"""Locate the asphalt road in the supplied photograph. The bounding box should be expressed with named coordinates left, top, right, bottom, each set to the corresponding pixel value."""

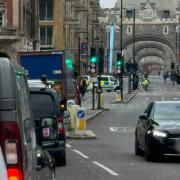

left=57, top=76, right=180, bottom=180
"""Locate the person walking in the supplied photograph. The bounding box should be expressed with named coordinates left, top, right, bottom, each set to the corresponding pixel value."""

left=79, top=77, right=88, bottom=101
left=163, top=71, right=168, bottom=84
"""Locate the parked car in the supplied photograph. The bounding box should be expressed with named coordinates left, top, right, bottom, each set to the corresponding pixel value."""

left=0, top=54, right=56, bottom=180
left=29, top=85, right=69, bottom=166
left=135, top=101, right=180, bottom=161
left=97, top=75, right=119, bottom=92
left=0, top=146, right=8, bottom=180
left=82, top=75, right=119, bottom=92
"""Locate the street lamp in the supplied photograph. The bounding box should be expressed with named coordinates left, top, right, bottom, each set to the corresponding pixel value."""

left=176, top=25, right=180, bottom=72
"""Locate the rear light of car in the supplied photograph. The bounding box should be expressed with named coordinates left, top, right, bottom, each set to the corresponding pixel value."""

left=0, top=122, right=23, bottom=180
left=57, top=117, right=65, bottom=136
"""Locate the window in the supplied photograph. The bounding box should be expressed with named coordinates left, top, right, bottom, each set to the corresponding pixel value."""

left=0, top=12, right=4, bottom=26
left=163, top=10, right=170, bottom=18
left=163, top=26, right=168, bottom=34
left=126, top=10, right=133, bottom=18
left=30, top=93, right=55, bottom=119
left=39, top=0, right=53, bottom=20
left=127, top=26, right=132, bottom=34
left=40, top=26, right=53, bottom=45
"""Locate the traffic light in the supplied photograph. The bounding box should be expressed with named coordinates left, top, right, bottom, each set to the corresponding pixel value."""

left=65, top=57, right=73, bottom=70
left=98, top=47, right=104, bottom=74
left=90, top=47, right=97, bottom=74
left=117, top=53, right=124, bottom=74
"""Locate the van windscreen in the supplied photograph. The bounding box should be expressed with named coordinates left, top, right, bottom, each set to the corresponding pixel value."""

left=30, top=93, right=55, bottom=119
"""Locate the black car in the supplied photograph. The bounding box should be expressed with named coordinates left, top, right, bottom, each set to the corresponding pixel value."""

left=135, top=101, right=180, bottom=161
left=29, top=86, right=67, bottom=166
left=0, top=54, right=56, bottom=180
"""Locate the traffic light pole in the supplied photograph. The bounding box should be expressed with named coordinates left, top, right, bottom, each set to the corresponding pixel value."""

left=120, top=0, right=123, bottom=100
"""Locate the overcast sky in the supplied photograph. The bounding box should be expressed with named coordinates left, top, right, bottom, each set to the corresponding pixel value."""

left=100, top=0, right=116, bottom=8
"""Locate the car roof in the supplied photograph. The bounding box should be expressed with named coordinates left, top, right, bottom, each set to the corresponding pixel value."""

left=155, top=101, right=180, bottom=104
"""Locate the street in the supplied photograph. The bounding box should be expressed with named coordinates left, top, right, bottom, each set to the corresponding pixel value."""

left=57, top=76, right=180, bottom=180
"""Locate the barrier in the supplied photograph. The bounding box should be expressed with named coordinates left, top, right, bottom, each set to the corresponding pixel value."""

left=76, top=107, right=86, bottom=130
left=115, top=90, right=121, bottom=102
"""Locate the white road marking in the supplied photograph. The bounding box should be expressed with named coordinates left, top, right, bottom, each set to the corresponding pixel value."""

left=66, top=143, right=72, bottom=148
left=109, top=127, right=135, bottom=133
left=173, top=97, right=180, bottom=100
left=73, top=149, right=89, bottom=159
left=92, top=161, right=119, bottom=176
left=162, top=96, right=164, bottom=101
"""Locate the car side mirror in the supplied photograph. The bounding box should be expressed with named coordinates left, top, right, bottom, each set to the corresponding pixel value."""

left=139, top=114, right=148, bottom=120
left=62, top=110, right=70, bottom=119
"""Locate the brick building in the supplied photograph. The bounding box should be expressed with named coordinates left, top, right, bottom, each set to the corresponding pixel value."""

left=0, top=0, right=38, bottom=60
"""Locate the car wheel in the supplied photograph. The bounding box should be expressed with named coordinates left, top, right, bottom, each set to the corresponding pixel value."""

left=145, top=141, right=154, bottom=162
left=135, top=136, right=142, bottom=156
left=56, top=152, right=66, bottom=166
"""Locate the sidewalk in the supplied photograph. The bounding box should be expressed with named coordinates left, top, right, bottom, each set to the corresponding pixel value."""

left=66, top=91, right=138, bottom=139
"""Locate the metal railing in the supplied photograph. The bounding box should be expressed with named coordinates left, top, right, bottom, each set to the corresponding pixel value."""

left=0, top=27, right=19, bottom=39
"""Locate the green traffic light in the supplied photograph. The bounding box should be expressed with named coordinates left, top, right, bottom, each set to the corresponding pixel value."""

left=90, top=56, right=97, bottom=63
left=117, top=61, right=122, bottom=65
left=65, top=58, right=73, bottom=69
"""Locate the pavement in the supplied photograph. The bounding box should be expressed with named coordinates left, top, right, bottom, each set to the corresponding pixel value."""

left=66, top=90, right=137, bottom=139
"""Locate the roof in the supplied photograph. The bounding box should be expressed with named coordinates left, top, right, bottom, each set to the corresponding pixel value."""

left=155, top=101, right=180, bottom=104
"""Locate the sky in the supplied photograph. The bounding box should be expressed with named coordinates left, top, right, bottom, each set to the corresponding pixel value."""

left=100, top=0, right=117, bottom=8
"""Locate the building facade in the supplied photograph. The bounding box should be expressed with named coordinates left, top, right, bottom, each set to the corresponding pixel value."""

left=39, top=0, right=65, bottom=50
left=100, top=0, right=180, bottom=73
left=64, top=0, right=103, bottom=75
left=0, top=0, right=38, bottom=60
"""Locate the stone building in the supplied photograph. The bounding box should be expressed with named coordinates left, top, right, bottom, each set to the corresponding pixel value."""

left=0, top=0, right=38, bottom=60
left=39, top=0, right=65, bottom=50
left=100, top=0, right=180, bottom=73
left=64, top=0, right=103, bottom=75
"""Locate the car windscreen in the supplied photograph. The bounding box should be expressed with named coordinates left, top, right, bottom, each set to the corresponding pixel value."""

left=99, top=77, right=108, bottom=81
left=30, top=93, right=55, bottom=119
left=154, top=103, right=180, bottom=120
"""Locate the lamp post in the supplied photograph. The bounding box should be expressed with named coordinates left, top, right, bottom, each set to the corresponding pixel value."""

left=132, top=8, right=138, bottom=90
left=119, top=0, right=123, bottom=100
left=176, top=25, right=180, bottom=72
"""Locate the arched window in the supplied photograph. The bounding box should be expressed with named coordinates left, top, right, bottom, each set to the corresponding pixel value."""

left=127, top=26, right=132, bottom=34
left=163, top=26, right=168, bottom=34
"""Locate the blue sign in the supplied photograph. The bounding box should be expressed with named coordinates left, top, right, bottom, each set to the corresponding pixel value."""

left=81, top=43, right=88, bottom=51
left=77, top=110, right=85, bottom=119
left=104, top=81, right=109, bottom=86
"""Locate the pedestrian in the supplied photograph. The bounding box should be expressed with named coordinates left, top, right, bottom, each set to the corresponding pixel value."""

left=163, top=71, right=168, bottom=84
left=79, top=77, right=88, bottom=101
left=171, top=71, right=176, bottom=87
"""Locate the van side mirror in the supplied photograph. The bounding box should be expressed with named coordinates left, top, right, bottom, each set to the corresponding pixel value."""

left=36, top=149, right=45, bottom=171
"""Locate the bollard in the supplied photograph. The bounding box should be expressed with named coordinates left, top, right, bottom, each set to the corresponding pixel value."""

left=69, top=105, right=80, bottom=131
left=76, top=107, right=86, bottom=131
left=100, top=94, right=104, bottom=108
left=115, top=90, right=121, bottom=102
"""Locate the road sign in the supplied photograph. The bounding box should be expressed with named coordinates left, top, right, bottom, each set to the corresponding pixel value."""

left=90, top=77, right=97, bottom=83
left=67, top=100, right=75, bottom=109
left=81, top=43, right=88, bottom=51
left=77, top=110, right=85, bottom=119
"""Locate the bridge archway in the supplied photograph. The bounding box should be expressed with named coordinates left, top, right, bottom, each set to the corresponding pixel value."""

left=123, top=34, right=176, bottom=66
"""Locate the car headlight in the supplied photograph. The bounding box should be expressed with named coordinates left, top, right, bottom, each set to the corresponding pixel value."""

left=153, top=130, right=167, bottom=138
